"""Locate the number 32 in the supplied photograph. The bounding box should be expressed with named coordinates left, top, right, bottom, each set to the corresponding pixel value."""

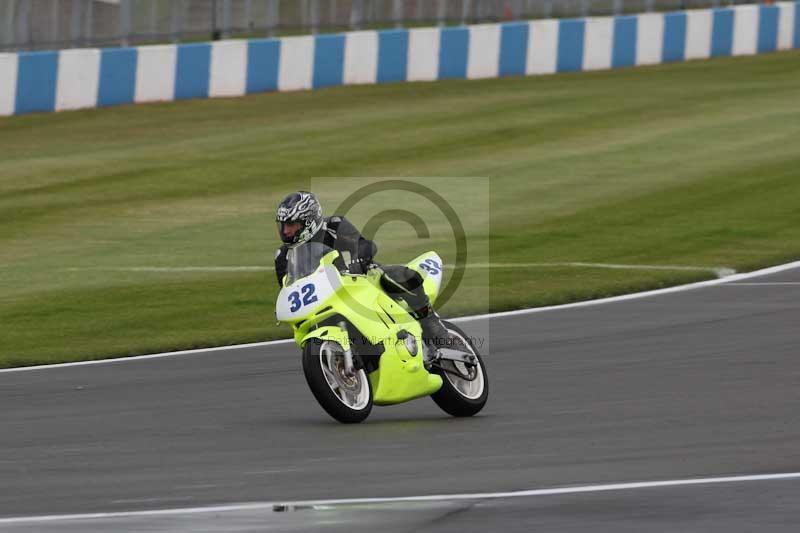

left=288, top=284, right=318, bottom=312
left=419, top=258, right=441, bottom=276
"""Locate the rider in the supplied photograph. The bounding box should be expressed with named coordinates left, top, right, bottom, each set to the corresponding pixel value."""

left=274, top=191, right=450, bottom=349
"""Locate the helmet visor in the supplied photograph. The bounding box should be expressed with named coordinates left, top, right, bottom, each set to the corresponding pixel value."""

left=278, top=220, right=304, bottom=244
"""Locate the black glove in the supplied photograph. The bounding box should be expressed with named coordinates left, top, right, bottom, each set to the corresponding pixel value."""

left=348, top=258, right=375, bottom=274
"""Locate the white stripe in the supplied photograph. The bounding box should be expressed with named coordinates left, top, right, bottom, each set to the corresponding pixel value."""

left=0, top=339, right=292, bottom=374
left=526, top=19, right=559, bottom=75
left=2, top=472, right=800, bottom=524
left=777, top=1, right=796, bottom=50
left=407, top=27, right=441, bottom=82
left=732, top=4, right=759, bottom=56
left=277, top=36, right=314, bottom=92
left=63, top=263, right=734, bottom=276
left=685, top=9, right=713, bottom=60
left=456, top=259, right=800, bottom=322
left=344, top=31, right=378, bottom=85
left=582, top=17, right=614, bottom=71
left=209, top=40, right=247, bottom=98
left=284, top=472, right=800, bottom=508
left=725, top=282, right=800, bottom=286
left=636, top=13, right=664, bottom=66
left=65, top=266, right=275, bottom=272
left=134, top=45, right=177, bottom=103
left=0, top=53, right=18, bottom=116
left=55, top=48, right=101, bottom=111
left=454, top=262, right=735, bottom=278
left=4, top=259, right=798, bottom=374
left=467, top=24, right=501, bottom=80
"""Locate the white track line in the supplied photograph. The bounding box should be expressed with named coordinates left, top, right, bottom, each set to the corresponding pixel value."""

left=0, top=339, right=293, bottom=374
left=65, top=262, right=735, bottom=277
left=290, top=471, right=800, bottom=508
left=456, top=259, right=800, bottom=322
left=2, top=472, right=799, bottom=524
left=725, top=282, right=800, bottom=286
left=457, top=262, right=735, bottom=278
left=65, top=266, right=275, bottom=272
left=3, top=259, right=799, bottom=374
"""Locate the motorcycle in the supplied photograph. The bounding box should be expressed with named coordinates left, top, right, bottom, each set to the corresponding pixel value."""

left=276, top=241, right=488, bottom=423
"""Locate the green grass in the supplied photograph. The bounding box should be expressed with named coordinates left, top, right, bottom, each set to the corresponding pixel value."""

left=2, top=51, right=800, bottom=368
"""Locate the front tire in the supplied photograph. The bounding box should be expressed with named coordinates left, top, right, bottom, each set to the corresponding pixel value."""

left=302, top=340, right=373, bottom=423
left=430, top=321, right=489, bottom=417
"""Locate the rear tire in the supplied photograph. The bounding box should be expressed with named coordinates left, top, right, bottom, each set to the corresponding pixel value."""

left=302, top=339, right=373, bottom=424
left=430, top=321, right=489, bottom=417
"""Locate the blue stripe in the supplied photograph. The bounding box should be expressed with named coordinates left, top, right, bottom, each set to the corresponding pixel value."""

left=795, top=1, right=800, bottom=49
left=499, top=22, right=529, bottom=76
left=438, top=27, right=469, bottom=80
left=377, top=29, right=408, bottom=83
left=313, top=34, right=345, bottom=89
left=174, top=43, right=210, bottom=100
left=557, top=19, right=585, bottom=72
left=612, top=16, right=637, bottom=68
left=662, top=12, right=687, bottom=62
left=711, top=8, right=734, bottom=57
left=757, top=6, right=779, bottom=53
left=97, top=48, right=137, bottom=107
left=15, top=51, right=58, bottom=114
left=246, top=38, right=280, bottom=93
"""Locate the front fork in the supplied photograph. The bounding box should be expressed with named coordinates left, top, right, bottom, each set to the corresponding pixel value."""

left=339, top=321, right=356, bottom=376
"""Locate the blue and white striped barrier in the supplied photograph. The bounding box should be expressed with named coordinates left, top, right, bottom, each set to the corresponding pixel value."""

left=1, top=3, right=797, bottom=117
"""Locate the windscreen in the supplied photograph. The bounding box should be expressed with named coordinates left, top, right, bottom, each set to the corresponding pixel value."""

left=285, top=242, right=336, bottom=285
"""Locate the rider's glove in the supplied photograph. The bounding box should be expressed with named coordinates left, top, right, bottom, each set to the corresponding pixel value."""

left=348, top=258, right=374, bottom=274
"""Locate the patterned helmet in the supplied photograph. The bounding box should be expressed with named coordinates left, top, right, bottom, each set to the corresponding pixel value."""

left=275, top=191, right=323, bottom=245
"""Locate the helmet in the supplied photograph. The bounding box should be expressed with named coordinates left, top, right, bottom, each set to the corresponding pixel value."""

left=276, top=191, right=323, bottom=245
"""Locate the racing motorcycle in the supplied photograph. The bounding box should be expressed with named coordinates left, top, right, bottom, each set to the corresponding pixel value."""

left=276, top=241, right=488, bottom=423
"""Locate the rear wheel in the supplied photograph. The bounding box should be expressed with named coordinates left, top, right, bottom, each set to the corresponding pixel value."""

left=430, top=321, right=489, bottom=417
left=302, top=340, right=373, bottom=423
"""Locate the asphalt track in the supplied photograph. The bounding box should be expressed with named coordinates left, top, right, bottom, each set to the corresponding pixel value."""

left=2, top=264, right=800, bottom=531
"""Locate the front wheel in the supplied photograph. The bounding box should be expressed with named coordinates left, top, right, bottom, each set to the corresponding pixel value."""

left=430, top=321, right=489, bottom=417
left=302, top=339, right=373, bottom=423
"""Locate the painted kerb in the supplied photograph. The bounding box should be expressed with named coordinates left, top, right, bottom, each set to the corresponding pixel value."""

left=0, top=3, right=797, bottom=117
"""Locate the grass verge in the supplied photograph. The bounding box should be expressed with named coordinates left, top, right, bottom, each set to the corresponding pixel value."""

left=2, top=51, right=800, bottom=367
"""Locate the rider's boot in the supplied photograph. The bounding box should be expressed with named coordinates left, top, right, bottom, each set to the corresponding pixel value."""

left=414, top=305, right=450, bottom=355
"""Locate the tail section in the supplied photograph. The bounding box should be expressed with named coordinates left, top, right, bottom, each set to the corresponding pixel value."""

left=406, top=252, right=444, bottom=306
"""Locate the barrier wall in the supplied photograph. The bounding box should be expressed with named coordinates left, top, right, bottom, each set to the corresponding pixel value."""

left=1, top=3, right=798, bottom=117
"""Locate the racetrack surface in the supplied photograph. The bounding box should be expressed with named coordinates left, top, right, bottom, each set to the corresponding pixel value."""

left=2, top=265, right=800, bottom=530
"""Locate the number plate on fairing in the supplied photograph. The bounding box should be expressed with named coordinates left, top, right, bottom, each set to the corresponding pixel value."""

left=276, top=265, right=341, bottom=321
left=407, top=252, right=444, bottom=304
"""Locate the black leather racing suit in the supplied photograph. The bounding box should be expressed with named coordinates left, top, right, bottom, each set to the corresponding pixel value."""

left=274, top=216, right=431, bottom=314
